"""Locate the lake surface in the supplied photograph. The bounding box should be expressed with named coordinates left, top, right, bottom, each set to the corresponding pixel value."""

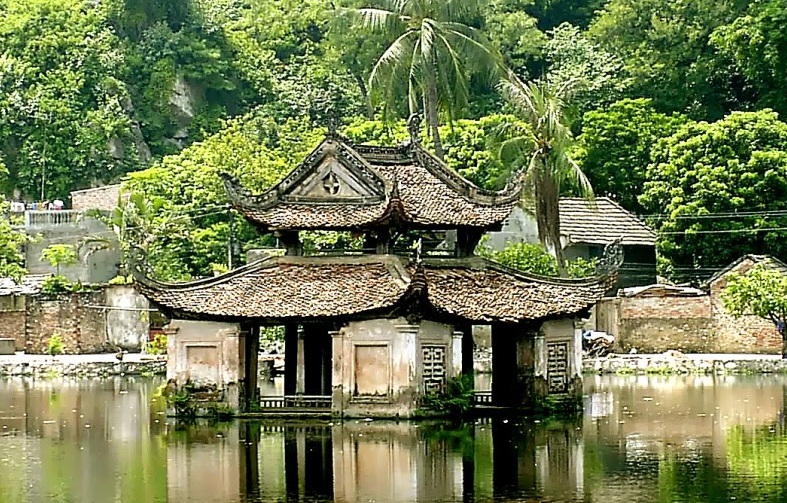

left=1, top=374, right=787, bottom=503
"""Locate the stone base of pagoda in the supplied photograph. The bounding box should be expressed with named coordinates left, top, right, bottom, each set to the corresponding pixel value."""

left=331, top=318, right=463, bottom=418
left=164, top=319, right=257, bottom=417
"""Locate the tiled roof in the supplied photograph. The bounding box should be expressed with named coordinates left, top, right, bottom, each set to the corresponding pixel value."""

left=133, top=255, right=612, bottom=323
left=134, top=255, right=411, bottom=320
left=223, top=137, right=518, bottom=231
left=559, top=197, right=656, bottom=246
left=424, top=259, right=612, bottom=323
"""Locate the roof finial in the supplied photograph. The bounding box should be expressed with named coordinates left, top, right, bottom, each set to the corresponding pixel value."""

left=407, top=113, right=422, bottom=144
left=326, top=109, right=339, bottom=137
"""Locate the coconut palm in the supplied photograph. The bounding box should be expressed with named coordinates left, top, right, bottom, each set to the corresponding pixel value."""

left=355, top=0, right=502, bottom=159
left=498, top=72, right=594, bottom=275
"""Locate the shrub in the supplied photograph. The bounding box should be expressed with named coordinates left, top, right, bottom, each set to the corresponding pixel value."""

left=47, top=334, right=64, bottom=357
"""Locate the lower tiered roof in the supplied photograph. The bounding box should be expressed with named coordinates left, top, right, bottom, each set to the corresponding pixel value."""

left=133, top=254, right=614, bottom=324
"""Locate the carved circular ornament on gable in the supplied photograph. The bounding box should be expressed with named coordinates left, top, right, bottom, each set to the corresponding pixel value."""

left=322, top=172, right=341, bottom=195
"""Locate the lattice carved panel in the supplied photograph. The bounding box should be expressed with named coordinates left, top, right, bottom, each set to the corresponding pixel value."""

left=547, top=342, right=569, bottom=394
left=422, top=345, right=447, bottom=393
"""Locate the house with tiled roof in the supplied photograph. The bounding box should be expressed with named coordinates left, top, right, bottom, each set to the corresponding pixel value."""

left=133, top=120, right=621, bottom=417
left=486, top=197, right=657, bottom=290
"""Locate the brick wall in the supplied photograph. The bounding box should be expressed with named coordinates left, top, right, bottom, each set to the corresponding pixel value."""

left=617, top=318, right=714, bottom=353
left=25, top=291, right=108, bottom=354
left=607, top=289, right=782, bottom=354
left=620, top=295, right=711, bottom=319
left=70, top=184, right=121, bottom=211
left=0, top=295, right=27, bottom=350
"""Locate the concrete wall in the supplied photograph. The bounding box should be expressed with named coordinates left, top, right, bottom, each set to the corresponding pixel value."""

left=25, top=213, right=121, bottom=284
left=25, top=291, right=108, bottom=354
left=332, top=317, right=458, bottom=418
left=484, top=206, right=540, bottom=251
left=105, top=285, right=150, bottom=350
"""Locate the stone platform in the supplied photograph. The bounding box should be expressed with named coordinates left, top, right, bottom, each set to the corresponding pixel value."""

left=584, top=352, right=787, bottom=375
left=0, top=353, right=167, bottom=378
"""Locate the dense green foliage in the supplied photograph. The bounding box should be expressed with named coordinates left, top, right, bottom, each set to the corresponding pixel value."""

left=0, top=197, right=27, bottom=281
left=575, top=98, right=687, bottom=213
left=478, top=242, right=596, bottom=278
left=640, top=110, right=787, bottom=278
left=2, top=0, right=787, bottom=283
left=722, top=263, right=787, bottom=356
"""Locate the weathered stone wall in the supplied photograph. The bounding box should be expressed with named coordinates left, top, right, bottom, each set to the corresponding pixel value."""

left=599, top=291, right=782, bottom=354
left=619, top=295, right=711, bottom=319
left=0, top=295, right=27, bottom=350
left=25, top=291, right=109, bottom=354
left=584, top=353, right=787, bottom=374
left=105, top=285, right=150, bottom=350
left=617, top=318, right=714, bottom=353
left=0, top=359, right=165, bottom=377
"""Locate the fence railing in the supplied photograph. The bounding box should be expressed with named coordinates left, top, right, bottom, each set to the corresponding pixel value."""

left=258, top=395, right=332, bottom=409
left=25, top=210, right=81, bottom=228
left=472, top=391, right=493, bottom=405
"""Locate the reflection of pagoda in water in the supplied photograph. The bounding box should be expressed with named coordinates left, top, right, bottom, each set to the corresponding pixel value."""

left=165, top=420, right=585, bottom=503
left=134, top=117, right=619, bottom=416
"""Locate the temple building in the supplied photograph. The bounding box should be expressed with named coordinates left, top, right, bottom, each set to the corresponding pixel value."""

left=133, top=119, right=619, bottom=417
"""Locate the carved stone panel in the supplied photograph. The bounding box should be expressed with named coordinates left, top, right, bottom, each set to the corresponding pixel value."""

left=547, top=342, right=569, bottom=394
left=354, top=344, right=390, bottom=397
left=422, top=345, right=446, bottom=393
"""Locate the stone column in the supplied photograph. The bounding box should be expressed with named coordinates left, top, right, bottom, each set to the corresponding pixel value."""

left=451, top=331, right=463, bottom=379
left=296, top=325, right=306, bottom=395
left=284, top=323, right=298, bottom=396
left=241, top=323, right=260, bottom=411
left=330, top=330, right=343, bottom=416
left=396, top=324, right=420, bottom=414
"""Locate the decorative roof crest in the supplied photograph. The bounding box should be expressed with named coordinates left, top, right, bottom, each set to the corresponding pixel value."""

left=407, top=113, right=422, bottom=144
left=596, top=237, right=624, bottom=275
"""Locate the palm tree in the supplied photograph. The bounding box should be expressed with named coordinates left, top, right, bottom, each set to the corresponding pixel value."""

left=354, top=0, right=502, bottom=159
left=498, top=72, right=594, bottom=275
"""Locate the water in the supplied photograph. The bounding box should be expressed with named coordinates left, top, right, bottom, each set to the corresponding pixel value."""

left=2, top=374, right=787, bottom=503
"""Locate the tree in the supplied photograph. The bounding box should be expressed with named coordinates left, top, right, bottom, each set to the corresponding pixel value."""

left=588, top=0, right=750, bottom=119
left=0, top=197, right=27, bottom=282
left=639, top=110, right=787, bottom=280
left=354, top=0, right=503, bottom=159
left=575, top=98, right=687, bottom=213
left=711, top=0, right=787, bottom=118
left=722, top=263, right=787, bottom=358
left=40, top=244, right=78, bottom=276
left=498, top=74, right=594, bottom=275
left=477, top=241, right=596, bottom=277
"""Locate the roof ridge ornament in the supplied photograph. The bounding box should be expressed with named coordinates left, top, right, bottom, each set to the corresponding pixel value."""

left=326, top=110, right=340, bottom=138
left=407, top=113, right=422, bottom=144
left=596, top=237, right=624, bottom=275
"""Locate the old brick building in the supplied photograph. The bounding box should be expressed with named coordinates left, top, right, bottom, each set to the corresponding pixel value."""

left=134, top=122, right=620, bottom=416
left=596, top=255, right=783, bottom=354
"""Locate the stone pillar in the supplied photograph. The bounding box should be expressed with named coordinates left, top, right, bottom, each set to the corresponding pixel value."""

left=330, top=330, right=343, bottom=416
left=284, top=324, right=298, bottom=396
left=277, top=230, right=301, bottom=256
left=242, top=324, right=260, bottom=411
left=451, top=331, right=463, bottom=379
left=457, top=322, right=474, bottom=378
left=296, top=325, right=306, bottom=394
left=539, top=319, right=582, bottom=403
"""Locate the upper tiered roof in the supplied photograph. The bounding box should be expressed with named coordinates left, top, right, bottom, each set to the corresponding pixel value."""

left=222, top=133, right=519, bottom=232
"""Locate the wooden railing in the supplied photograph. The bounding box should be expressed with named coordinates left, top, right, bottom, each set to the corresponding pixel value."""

left=258, top=395, right=332, bottom=409
left=472, top=391, right=493, bottom=405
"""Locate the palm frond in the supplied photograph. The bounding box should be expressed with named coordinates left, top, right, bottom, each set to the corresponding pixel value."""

left=356, top=8, right=407, bottom=32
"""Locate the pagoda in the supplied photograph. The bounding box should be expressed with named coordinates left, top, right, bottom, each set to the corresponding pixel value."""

left=133, top=116, right=619, bottom=417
